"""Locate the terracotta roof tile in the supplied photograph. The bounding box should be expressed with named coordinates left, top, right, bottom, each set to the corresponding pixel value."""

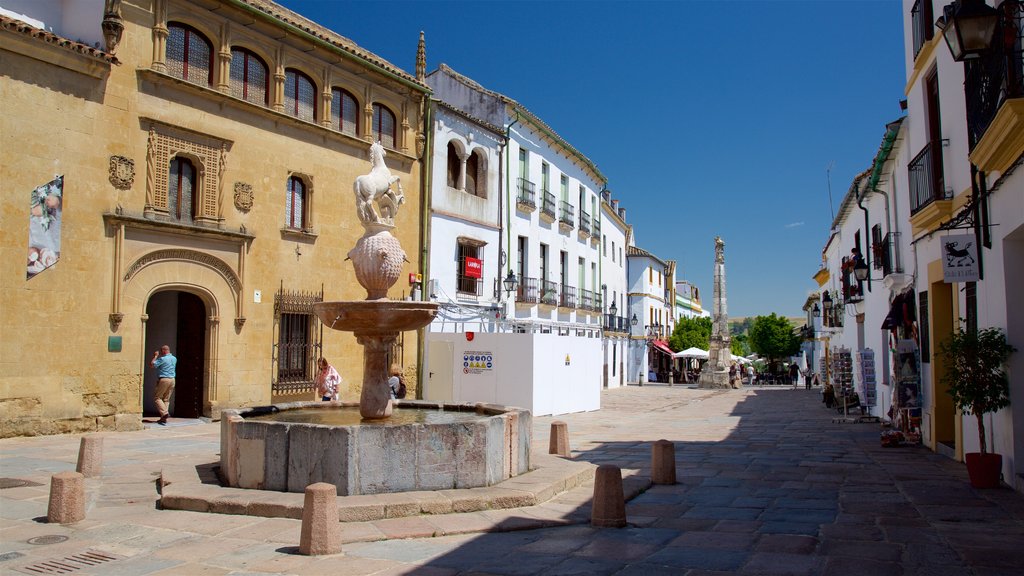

left=0, top=14, right=119, bottom=65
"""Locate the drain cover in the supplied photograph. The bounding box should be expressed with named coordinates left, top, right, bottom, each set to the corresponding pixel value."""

left=13, top=550, right=120, bottom=574
left=0, top=551, right=24, bottom=562
left=0, top=478, right=43, bottom=489
left=27, top=535, right=69, bottom=546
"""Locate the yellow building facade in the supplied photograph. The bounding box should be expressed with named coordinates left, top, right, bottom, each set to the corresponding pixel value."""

left=0, top=0, right=429, bottom=437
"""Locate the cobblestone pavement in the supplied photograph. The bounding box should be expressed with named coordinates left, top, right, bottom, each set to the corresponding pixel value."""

left=2, top=386, right=1024, bottom=575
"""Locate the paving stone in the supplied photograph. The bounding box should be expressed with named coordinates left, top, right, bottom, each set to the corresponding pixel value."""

left=642, top=546, right=748, bottom=571
left=740, top=551, right=825, bottom=575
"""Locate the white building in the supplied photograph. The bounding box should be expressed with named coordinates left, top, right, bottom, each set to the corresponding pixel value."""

left=599, top=190, right=631, bottom=388
left=675, top=280, right=709, bottom=320
left=626, top=245, right=676, bottom=384
left=422, top=64, right=609, bottom=416
left=899, top=0, right=1023, bottom=488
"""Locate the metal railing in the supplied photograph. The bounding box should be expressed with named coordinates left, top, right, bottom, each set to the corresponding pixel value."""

left=541, top=191, right=556, bottom=220
left=965, top=1, right=1023, bottom=150
left=592, top=217, right=601, bottom=237
left=579, top=210, right=591, bottom=235
left=541, top=279, right=559, bottom=306
left=579, top=288, right=595, bottom=311
left=516, top=178, right=536, bottom=208
left=872, top=231, right=902, bottom=277
left=456, top=276, right=483, bottom=296
left=911, top=0, right=933, bottom=58
left=908, top=141, right=946, bottom=214
left=559, top=285, right=577, bottom=308
left=603, top=314, right=629, bottom=332
left=516, top=276, right=539, bottom=303
left=559, top=201, right=575, bottom=228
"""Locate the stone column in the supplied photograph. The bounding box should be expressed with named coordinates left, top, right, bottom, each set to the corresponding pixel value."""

left=355, top=333, right=396, bottom=419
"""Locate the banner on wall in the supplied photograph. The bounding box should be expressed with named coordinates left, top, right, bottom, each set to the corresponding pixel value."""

left=941, top=234, right=979, bottom=283
left=27, top=175, right=64, bottom=279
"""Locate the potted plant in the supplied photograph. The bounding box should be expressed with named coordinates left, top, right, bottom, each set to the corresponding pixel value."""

left=939, top=325, right=1016, bottom=488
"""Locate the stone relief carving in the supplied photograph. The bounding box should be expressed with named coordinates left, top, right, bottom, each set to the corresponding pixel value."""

left=123, top=248, right=241, bottom=291
left=108, top=155, right=135, bottom=190
left=233, top=182, right=253, bottom=211
left=101, top=0, right=124, bottom=56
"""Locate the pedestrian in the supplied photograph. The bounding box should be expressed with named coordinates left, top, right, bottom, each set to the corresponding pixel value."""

left=149, top=344, right=176, bottom=425
left=746, top=364, right=755, bottom=385
left=805, top=369, right=813, bottom=390
left=387, top=364, right=407, bottom=399
left=315, top=357, right=341, bottom=401
left=823, top=382, right=835, bottom=408
left=789, top=362, right=799, bottom=388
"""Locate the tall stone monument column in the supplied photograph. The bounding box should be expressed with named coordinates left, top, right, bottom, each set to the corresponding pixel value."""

left=699, top=237, right=733, bottom=389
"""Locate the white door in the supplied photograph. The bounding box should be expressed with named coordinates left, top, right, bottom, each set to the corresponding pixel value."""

left=426, top=341, right=454, bottom=403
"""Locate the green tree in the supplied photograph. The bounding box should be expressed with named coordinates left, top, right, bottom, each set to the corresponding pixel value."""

left=669, top=316, right=712, bottom=352
left=748, top=313, right=801, bottom=368
left=731, top=334, right=750, bottom=357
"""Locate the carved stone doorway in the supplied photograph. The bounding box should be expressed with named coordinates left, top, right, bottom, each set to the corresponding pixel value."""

left=144, top=291, right=207, bottom=418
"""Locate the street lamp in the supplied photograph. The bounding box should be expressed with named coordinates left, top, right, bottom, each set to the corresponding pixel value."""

left=812, top=303, right=821, bottom=317
left=609, top=301, right=618, bottom=317
left=939, top=0, right=1001, bottom=61
left=502, top=269, right=518, bottom=297
left=631, top=313, right=638, bottom=327
left=822, top=291, right=833, bottom=311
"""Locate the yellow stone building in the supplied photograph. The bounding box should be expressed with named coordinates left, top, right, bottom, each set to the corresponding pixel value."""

left=0, top=0, right=429, bottom=437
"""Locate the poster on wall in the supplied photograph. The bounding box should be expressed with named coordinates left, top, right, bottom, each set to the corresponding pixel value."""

left=27, top=175, right=64, bottom=279
left=941, top=234, right=979, bottom=283
left=463, top=351, right=493, bottom=375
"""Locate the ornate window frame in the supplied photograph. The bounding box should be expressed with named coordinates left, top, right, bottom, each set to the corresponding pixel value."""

left=144, top=120, right=230, bottom=228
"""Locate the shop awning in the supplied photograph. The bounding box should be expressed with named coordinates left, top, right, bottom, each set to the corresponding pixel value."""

left=651, top=339, right=674, bottom=356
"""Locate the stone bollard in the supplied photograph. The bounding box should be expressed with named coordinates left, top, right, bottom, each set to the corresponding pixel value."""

left=47, top=471, right=85, bottom=524
left=549, top=421, right=570, bottom=457
left=299, top=483, right=342, bottom=556
left=76, top=435, right=104, bottom=478
left=591, top=464, right=626, bottom=528
left=651, top=439, right=677, bottom=485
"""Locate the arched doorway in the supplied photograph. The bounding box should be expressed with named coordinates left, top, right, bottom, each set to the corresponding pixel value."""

left=144, top=291, right=206, bottom=419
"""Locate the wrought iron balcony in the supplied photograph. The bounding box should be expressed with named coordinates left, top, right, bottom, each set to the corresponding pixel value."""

left=559, top=201, right=575, bottom=229
left=516, top=178, right=536, bottom=210
left=540, top=191, right=556, bottom=221
left=871, top=231, right=903, bottom=277
left=540, top=279, right=559, bottom=306
left=579, top=288, right=595, bottom=311
left=908, top=141, right=948, bottom=214
left=592, top=217, right=601, bottom=238
left=560, top=285, right=577, bottom=309
left=911, top=0, right=934, bottom=59
left=516, top=276, right=539, bottom=304
left=579, top=210, right=591, bottom=236
left=964, top=1, right=1023, bottom=150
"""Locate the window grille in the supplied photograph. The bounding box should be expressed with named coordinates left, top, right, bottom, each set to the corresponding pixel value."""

left=285, top=69, right=316, bottom=122
left=373, top=103, right=396, bottom=148
left=331, top=88, right=358, bottom=136
left=272, top=285, right=323, bottom=395
left=286, top=176, right=305, bottom=229
left=167, top=24, right=212, bottom=86
left=230, top=48, right=268, bottom=105
left=456, top=241, right=483, bottom=295
left=168, top=157, right=195, bottom=222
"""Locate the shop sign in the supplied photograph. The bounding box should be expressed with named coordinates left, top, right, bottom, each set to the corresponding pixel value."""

left=463, top=351, right=493, bottom=375
left=941, top=234, right=979, bottom=283
left=464, top=257, right=482, bottom=279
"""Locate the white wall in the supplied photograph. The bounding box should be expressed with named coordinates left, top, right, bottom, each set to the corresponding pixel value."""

left=425, top=331, right=601, bottom=416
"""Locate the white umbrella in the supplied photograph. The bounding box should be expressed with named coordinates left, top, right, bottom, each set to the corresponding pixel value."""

left=673, top=347, right=709, bottom=359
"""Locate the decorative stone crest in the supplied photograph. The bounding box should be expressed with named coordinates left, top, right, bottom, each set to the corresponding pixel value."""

left=108, top=312, right=124, bottom=331
left=233, top=182, right=253, bottom=211
left=108, top=155, right=135, bottom=190
left=101, top=0, right=124, bottom=56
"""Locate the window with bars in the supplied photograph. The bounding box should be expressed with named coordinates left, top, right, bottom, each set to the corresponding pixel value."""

left=229, top=48, right=268, bottom=106
left=273, top=286, right=323, bottom=394
left=284, top=69, right=317, bottom=122
left=456, top=240, right=483, bottom=295
left=331, top=88, right=358, bottom=136
left=167, top=23, right=212, bottom=86
left=285, top=175, right=307, bottom=230
left=168, top=157, right=196, bottom=222
left=372, top=103, right=396, bottom=148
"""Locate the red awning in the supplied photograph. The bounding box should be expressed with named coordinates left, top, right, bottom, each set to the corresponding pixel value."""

left=651, top=339, right=673, bottom=356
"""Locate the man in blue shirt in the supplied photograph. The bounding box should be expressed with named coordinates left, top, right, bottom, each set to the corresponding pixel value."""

left=150, top=345, right=177, bottom=425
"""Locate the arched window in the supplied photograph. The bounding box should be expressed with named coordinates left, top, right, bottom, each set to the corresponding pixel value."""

left=285, top=176, right=306, bottom=229
left=166, top=23, right=212, bottom=86
left=330, top=88, right=359, bottom=136
left=446, top=141, right=461, bottom=189
left=168, top=157, right=196, bottom=222
left=229, top=48, right=268, bottom=106
left=466, top=149, right=485, bottom=198
left=284, top=69, right=317, bottom=122
left=372, top=103, right=396, bottom=149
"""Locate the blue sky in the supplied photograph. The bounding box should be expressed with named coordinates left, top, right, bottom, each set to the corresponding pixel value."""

left=280, top=0, right=907, bottom=318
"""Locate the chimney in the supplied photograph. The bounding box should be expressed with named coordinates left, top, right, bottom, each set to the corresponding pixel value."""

left=618, top=207, right=626, bottom=220
left=611, top=199, right=619, bottom=211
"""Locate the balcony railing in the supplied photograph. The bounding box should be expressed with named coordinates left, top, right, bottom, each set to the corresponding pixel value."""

left=872, top=231, right=903, bottom=277
left=603, top=314, right=629, bottom=332
left=559, top=201, right=575, bottom=229
left=579, top=288, right=595, bottom=311
left=559, top=285, right=577, bottom=308
left=908, top=141, right=947, bottom=214
left=592, top=217, right=601, bottom=238
left=516, top=178, right=536, bottom=209
left=910, top=0, right=934, bottom=58
left=516, top=276, right=539, bottom=304
left=579, top=210, right=591, bottom=235
left=540, top=191, right=556, bottom=221
left=965, top=1, right=1023, bottom=150
left=540, top=279, right=559, bottom=306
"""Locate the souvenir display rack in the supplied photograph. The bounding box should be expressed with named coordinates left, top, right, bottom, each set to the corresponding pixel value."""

left=858, top=348, right=876, bottom=407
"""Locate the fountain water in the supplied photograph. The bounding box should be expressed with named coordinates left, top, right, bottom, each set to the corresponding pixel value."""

left=220, top=142, right=531, bottom=495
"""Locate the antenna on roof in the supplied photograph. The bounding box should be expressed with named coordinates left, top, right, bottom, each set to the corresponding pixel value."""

left=825, top=160, right=835, bottom=221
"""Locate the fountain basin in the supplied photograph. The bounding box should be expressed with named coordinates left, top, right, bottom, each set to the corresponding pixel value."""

left=312, top=301, right=439, bottom=334
left=220, top=401, right=531, bottom=495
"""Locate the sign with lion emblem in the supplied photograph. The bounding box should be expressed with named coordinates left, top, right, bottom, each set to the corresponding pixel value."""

left=941, top=234, right=979, bottom=283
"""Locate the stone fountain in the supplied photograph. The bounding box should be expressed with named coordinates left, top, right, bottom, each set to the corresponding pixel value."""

left=219, top=142, right=531, bottom=495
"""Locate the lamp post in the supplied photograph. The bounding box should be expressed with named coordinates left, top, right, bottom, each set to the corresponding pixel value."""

left=939, top=0, right=1001, bottom=61
left=503, top=269, right=518, bottom=298
left=609, top=301, right=617, bottom=331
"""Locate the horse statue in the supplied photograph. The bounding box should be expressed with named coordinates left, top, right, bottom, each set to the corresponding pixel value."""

left=354, top=141, right=402, bottom=226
